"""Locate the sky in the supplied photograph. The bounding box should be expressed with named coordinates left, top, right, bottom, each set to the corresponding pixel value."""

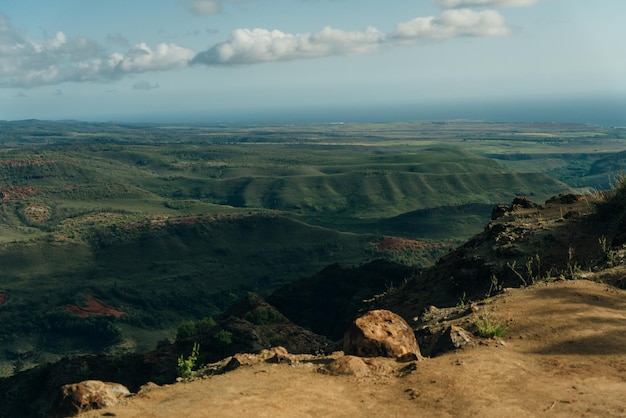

left=1, top=0, right=625, bottom=123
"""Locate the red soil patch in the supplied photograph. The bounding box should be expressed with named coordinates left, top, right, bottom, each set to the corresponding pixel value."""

left=65, top=294, right=125, bottom=318
left=0, top=186, right=38, bottom=202
left=0, top=292, right=7, bottom=308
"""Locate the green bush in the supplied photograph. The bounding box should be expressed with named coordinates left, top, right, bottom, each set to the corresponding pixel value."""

left=213, top=330, right=233, bottom=347
left=244, top=307, right=282, bottom=325
left=267, top=330, right=285, bottom=347
left=177, top=342, right=200, bottom=378
left=176, top=317, right=216, bottom=341
left=45, top=311, right=122, bottom=346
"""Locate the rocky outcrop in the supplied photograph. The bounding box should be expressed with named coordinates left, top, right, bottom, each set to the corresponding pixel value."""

left=49, top=380, right=131, bottom=417
left=491, top=196, right=537, bottom=220
left=428, top=325, right=474, bottom=357
left=343, top=310, right=420, bottom=361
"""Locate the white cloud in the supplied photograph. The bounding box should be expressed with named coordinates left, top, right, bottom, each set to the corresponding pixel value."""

left=109, top=42, right=195, bottom=74
left=0, top=14, right=194, bottom=88
left=180, top=0, right=221, bottom=15
left=435, top=0, right=538, bottom=8
left=0, top=1, right=529, bottom=88
left=394, top=9, right=510, bottom=40
left=191, top=26, right=385, bottom=65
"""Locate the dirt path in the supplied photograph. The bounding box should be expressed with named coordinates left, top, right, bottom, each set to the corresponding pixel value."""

left=80, top=280, right=626, bottom=418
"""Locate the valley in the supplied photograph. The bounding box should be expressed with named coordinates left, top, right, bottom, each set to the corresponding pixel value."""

left=0, top=119, right=624, bottom=382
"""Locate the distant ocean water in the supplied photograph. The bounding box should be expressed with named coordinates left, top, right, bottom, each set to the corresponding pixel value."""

left=125, top=95, right=626, bottom=127
left=252, top=96, right=626, bottom=127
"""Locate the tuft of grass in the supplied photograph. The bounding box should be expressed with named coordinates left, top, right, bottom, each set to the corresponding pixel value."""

left=596, top=172, right=626, bottom=214
left=476, top=317, right=507, bottom=338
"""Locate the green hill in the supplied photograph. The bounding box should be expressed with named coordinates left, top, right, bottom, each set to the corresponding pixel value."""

left=3, top=119, right=611, bottom=376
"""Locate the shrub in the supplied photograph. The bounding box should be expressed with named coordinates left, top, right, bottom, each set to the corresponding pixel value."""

left=476, top=318, right=507, bottom=338
left=176, top=321, right=197, bottom=341
left=176, top=317, right=216, bottom=341
left=596, top=172, right=626, bottom=215
left=213, top=329, right=233, bottom=346
left=45, top=311, right=122, bottom=346
left=244, top=306, right=283, bottom=325
left=177, top=342, right=200, bottom=378
left=267, top=330, right=285, bottom=347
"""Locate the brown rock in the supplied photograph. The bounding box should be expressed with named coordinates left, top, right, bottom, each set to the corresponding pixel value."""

left=137, top=382, right=160, bottom=398
left=264, top=346, right=294, bottom=364
left=343, top=309, right=421, bottom=360
left=50, top=380, right=131, bottom=417
left=511, top=196, right=537, bottom=210
left=321, top=355, right=370, bottom=377
left=429, top=325, right=473, bottom=357
left=491, top=204, right=509, bottom=220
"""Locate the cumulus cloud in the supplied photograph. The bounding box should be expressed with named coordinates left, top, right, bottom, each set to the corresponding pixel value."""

left=191, top=26, right=385, bottom=65
left=394, top=9, right=510, bottom=40
left=0, top=14, right=194, bottom=88
left=435, top=0, right=538, bottom=8
left=180, top=0, right=221, bottom=15
left=107, top=42, right=195, bottom=74
left=1, top=0, right=532, bottom=88
left=132, top=80, right=160, bottom=90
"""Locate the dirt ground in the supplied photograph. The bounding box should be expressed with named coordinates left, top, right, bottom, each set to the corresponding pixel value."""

left=65, top=294, right=126, bottom=318
left=79, top=279, right=626, bottom=418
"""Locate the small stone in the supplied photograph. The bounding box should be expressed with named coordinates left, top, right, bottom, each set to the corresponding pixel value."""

left=322, top=356, right=370, bottom=377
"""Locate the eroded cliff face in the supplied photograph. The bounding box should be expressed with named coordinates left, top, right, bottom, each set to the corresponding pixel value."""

left=373, top=194, right=624, bottom=321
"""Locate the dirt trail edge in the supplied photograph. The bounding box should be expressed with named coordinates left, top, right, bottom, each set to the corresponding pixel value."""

left=80, top=280, right=626, bottom=418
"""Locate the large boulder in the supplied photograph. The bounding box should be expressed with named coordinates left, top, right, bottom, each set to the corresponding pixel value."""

left=49, top=380, right=131, bottom=417
left=343, top=309, right=420, bottom=361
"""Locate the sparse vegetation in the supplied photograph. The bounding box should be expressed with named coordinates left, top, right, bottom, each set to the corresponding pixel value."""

left=599, top=235, right=619, bottom=267
left=596, top=172, right=626, bottom=214
left=177, top=342, right=200, bottom=379
left=486, top=274, right=502, bottom=298
left=475, top=317, right=507, bottom=338
left=176, top=317, right=217, bottom=341
left=213, top=330, right=233, bottom=347
left=566, top=245, right=581, bottom=278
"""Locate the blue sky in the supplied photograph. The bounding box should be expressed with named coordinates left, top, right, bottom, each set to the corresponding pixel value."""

left=1, top=0, right=625, bottom=122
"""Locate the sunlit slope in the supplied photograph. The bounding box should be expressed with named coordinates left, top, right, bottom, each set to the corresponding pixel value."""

left=198, top=170, right=567, bottom=217
left=0, top=143, right=572, bottom=242
left=97, top=144, right=570, bottom=218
